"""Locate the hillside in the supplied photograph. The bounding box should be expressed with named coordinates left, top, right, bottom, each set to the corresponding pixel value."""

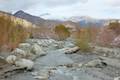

left=14, top=10, right=45, bottom=27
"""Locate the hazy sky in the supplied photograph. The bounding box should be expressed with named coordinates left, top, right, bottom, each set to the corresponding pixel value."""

left=0, top=0, right=120, bottom=19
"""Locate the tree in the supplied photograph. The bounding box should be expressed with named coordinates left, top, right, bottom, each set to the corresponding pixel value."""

left=54, top=24, right=70, bottom=40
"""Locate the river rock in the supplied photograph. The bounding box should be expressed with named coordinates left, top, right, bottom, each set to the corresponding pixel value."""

left=15, top=59, right=34, bottom=70
left=12, top=48, right=27, bottom=57
left=84, top=59, right=107, bottom=68
left=31, top=44, right=46, bottom=56
left=18, top=43, right=31, bottom=49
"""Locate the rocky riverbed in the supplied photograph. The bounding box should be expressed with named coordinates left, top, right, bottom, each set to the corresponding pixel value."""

left=0, top=38, right=120, bottom=80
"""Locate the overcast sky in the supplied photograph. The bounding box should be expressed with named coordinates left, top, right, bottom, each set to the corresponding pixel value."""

left=0, top=0, right=120, bottom=19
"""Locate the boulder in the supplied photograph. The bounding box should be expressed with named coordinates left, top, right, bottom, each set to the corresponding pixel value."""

left=65, top=47, right=79, bottom=54
left=18, top=43, right=31, bottom=50
left=31, top=44, right=46, bottom=56
left=114, top=76, right=120, bottom=80
left=6, top=55, right=17, bottom=64
left=12, top=48, right=27, bottom=57
left=15, top=59, right=34, bottom=70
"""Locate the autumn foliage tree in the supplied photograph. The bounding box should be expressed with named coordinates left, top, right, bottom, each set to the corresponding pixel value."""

left=54, top=24, right=70, bottom=41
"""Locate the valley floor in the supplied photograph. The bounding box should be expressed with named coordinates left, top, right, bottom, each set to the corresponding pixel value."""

left=0, top=38, right=120, bottom=80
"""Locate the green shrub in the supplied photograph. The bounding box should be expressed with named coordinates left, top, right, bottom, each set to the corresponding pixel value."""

left=74, top=28, right=91, bottom=52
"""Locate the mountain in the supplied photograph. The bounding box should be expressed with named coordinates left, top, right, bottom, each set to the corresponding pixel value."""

left=67, top=16, right=106, bottom=27
left=0, top=11, right=34, bottom=29
left=14, top=10, right=64, bottom=28
left=14, top=11, right=108, bottom=28
left=14, top=10, right=45, bottom=26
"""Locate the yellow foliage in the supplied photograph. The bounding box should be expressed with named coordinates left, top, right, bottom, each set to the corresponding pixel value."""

left=54, top=24, right=70, bottom=41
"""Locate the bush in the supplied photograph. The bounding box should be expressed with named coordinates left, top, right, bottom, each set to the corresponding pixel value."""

left=0, top=15, right=29, bottom=51
left=109, top=20, right=120, bottom=35
left=74, top=28, right=91, bottom=52
left=54, top=24, right=70, bottom=41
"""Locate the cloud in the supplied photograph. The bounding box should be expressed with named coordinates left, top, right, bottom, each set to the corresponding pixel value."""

left=40, top=13, right=51, bottom=17
left=0, top=0, right=88, bottom=12
left=0, top=0, right=120, bottom=19
left=105, top=0, right=120, bottom=7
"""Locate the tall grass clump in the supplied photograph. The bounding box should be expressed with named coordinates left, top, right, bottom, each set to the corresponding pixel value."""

left=74, top=28, right=91, bottom=52
left=0, top=15, right=29, bottom=51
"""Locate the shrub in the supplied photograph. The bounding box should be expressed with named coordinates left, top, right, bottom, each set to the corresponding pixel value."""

left=54, top=24, right=70, bottom=41
left=74, top=28, right=91, bottom=52
left=0, top=15, right=29, bottom=51
left=109, top=20, right=120, bottom=35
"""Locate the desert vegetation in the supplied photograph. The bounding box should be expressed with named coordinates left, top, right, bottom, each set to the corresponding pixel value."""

left=96, top=20, right=120, bottom=47
left=74, top=27, right=91, bottom=52
left=0, top=15, right=30, bottom=51
left=54, top=24, right=70, bottom=41
left=72, top=25, right=100, bottom=52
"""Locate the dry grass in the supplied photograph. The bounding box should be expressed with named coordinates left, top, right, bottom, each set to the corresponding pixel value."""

left=74, top=27, right=92, bottom=52
left=0, top=15, right=30, bottom=51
